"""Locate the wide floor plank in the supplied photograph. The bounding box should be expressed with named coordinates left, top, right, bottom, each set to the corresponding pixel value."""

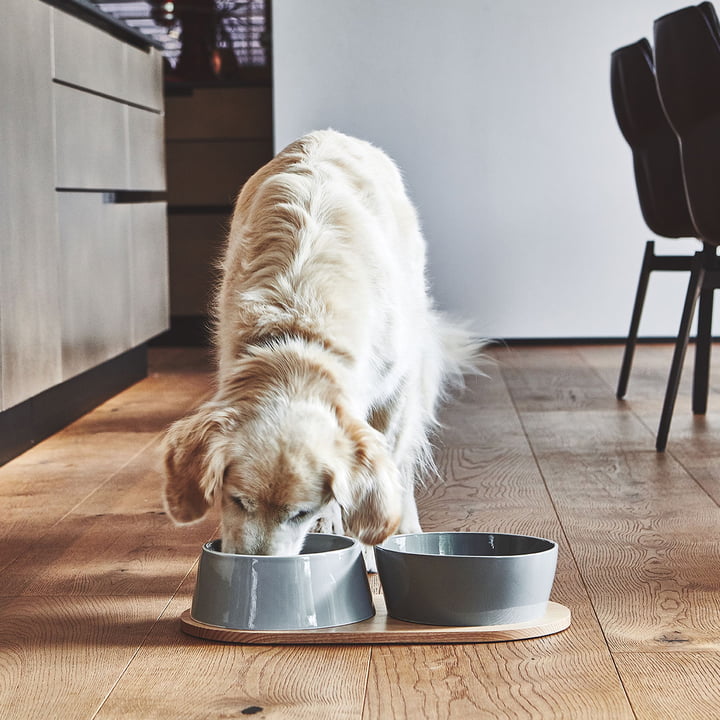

left=0, top=595, right=169, bottom=720
left=578, top=343, right=720, bottom=501
left=614, top=652, right=720, bottom=720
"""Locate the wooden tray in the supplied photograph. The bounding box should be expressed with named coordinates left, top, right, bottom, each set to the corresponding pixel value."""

left=180, top=595, right=571, bottom=645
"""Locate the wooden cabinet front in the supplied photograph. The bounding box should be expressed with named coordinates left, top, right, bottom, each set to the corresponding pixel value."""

left=0, top=2, right=168, bottom=411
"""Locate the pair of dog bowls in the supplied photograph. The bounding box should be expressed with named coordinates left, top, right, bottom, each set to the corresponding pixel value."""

left=190, top=531, right=559, bottom=631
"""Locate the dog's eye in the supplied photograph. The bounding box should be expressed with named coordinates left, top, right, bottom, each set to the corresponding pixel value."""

left=290, top=509, right=313, bottom=523
left=231, top=495, right=246, bottom=511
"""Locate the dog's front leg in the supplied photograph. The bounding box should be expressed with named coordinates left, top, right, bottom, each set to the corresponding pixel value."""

left=313, top=503, right=378, bottom=572
left=399, top=483, right=422, bottom=534
left=362, top=482, right=422, bottom=574
left=362, top=543, right=378, bottom=573
left=311, top=500, right=345, bottom=535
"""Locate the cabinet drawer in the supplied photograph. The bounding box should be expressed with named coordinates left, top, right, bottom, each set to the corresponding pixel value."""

left=54, top=84, right=165, bottom=191
left=57, top=193, right=133, bottom=380
left=52, top=8, right=163, bottom=111
left=130, top=203, right=170, bottom=344
left=57, top=194, right=169, bottom=378
left=54, top=83, right=127, bottom=189
left=128, top=105, right=166, bottom=191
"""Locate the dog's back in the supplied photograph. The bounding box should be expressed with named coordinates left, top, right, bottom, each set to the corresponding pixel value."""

left=216, top=128, right=481, bottom=480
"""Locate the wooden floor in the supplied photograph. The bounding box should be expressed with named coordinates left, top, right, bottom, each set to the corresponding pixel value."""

left=2, top=343, right=720, bottom=719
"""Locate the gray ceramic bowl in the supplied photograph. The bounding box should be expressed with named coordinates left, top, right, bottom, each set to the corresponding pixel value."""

left=374, top=532, right=558, bottom=627
left=191, top=534, right=375, bottom=631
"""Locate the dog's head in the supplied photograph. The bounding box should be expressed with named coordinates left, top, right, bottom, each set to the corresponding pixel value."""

left=162, top=396, right=402, bottom=554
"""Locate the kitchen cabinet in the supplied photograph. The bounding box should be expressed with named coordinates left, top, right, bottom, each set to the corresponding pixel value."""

left=0, top=0, right=168, bottom=461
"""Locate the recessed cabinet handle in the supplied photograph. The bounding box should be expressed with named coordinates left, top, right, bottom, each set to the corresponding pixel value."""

left=103, top=191, right=167, bottom=204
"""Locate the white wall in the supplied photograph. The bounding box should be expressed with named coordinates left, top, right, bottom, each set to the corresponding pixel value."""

left=273, top=0, right=705, bottom=339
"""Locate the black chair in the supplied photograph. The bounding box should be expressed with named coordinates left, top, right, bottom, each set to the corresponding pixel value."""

left=653, top=2, right=720, bottom=450
left=610, top=39, right=697, bottom=409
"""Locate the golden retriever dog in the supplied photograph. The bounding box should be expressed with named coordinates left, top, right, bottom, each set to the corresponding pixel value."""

left=163, top=129, right=482, bottom=565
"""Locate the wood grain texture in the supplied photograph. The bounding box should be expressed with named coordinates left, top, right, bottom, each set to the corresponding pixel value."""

left=0, top=1, right=165, bottom=416
left=129, top=203, right=170, bottom=345
left=0, top=500, right=216, bottom=597
left=576, top=342, right=693, bottom=412
left=94, top=578, right=372, bottom=720
left=614, top=652, right=720, bottom=720
left=364, top=643, right=634, bottom=720
left=0, top=0, right=62, bottom=410
left=0, top=352, right=212, bottom=575
left=127, top=105, right=166, bottom=190
left=52, top=8, right=164, bottom=111
left=54, top=83, right=130, bottom=189
left=500, top=348, right=720, bottom=654
left=579, top=343, right=720, bottom=505
left=495, top=346, right=620, bottom=412
left=4, top=345, right=720, bottom=718
left=57, top=193, right=134, bottom=379
left=0, top=595, right=169, bottom=720
left=530, top=450, right=720, bottom=652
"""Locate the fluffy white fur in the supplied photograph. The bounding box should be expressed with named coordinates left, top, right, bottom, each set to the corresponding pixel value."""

left=163, top=129, right=482, bottom=563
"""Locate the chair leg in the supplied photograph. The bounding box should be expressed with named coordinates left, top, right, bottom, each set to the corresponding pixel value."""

left=693, top=284, right=714, bottom=414
left=657, top=253, right=705, bottom=451
left=617, top=241, right=655, bottom=399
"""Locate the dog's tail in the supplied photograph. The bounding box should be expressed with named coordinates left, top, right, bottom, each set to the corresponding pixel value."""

left=411, top=313, right=490, bottom=484
left=435, top=313, right=490, bottom=397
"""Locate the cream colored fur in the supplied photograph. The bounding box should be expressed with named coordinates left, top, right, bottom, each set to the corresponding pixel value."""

left=163, top=130, right=482, bottom=562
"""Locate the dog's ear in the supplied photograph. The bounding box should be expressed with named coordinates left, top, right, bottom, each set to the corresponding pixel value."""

left=331, top=417, right=403, bottom=546
left=162, top=403, right=239, bottom=524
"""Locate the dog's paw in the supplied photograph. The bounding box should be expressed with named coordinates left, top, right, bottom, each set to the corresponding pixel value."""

left=311, top=501, right=345, bottom=535
left=362, top=543, right=378, bottom=573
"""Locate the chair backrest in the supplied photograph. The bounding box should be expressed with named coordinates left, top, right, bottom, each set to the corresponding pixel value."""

left=654, top=2, right=720, bottom=245
left=610, top=38, right=695, bottom=239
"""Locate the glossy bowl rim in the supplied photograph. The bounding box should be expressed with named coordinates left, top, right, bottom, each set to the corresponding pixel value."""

left=201, top=533, right=359, bottom=560
left=375, top=531, right=557, bottom=559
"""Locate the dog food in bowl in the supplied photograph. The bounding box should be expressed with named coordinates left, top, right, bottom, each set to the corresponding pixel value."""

left=191, top=534, right=374, bottom=631
left=374, top=531, right=558, bottom=627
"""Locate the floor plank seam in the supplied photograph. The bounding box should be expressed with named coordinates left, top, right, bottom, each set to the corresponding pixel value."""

left=52, top=384, right=213, bottom=541
left=82, top=535, right=216, bottom=717
left=575, top=344, right=661, bottom=442
left=89, top=592, right=178, bottom=720
left=65, top=432, right=163, bottom=516
left=358, top=643, right=374, bottom=720
left=578, top=346, right=720, bottom=509
left=0, top=431, right=164, bottom=578
left=664, top=451, right=720, bottom=510
left=498, top=358, right=641, bottom=720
